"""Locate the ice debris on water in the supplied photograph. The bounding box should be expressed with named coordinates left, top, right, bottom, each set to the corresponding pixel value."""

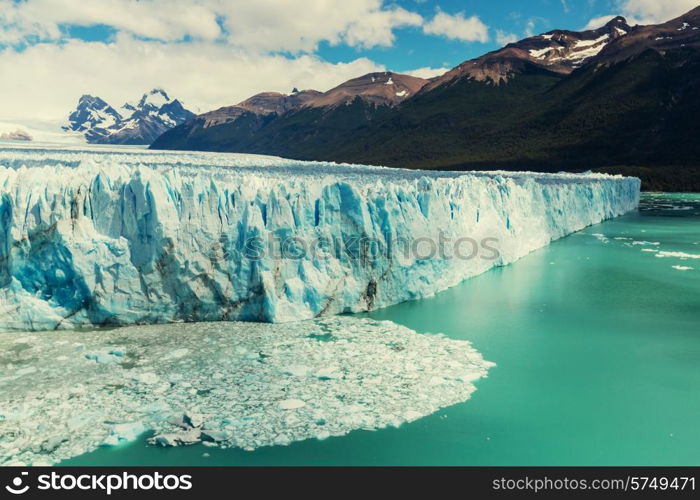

left=671, top=265, right=693, bottom=271
left=655, top=251, right=700, bottom=260
left=102, top=423, right=148, bottom=446
left=278, top=399, right=306, bottom=410
left=0, top=317, right=493, bottom=465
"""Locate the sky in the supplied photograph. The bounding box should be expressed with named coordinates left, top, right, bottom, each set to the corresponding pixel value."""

left=0, top=0, right=697, bottom=123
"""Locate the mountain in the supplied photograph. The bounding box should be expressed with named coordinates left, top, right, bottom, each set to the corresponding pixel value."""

left=198, top=89, right=322, bottom=128
left=158, top=89, right=323, bottom=147
left=150, top=72, right=426, bottom=151
left=64, top=95, right=123, bottom=143
left=593, top=7, right=700, bottom=65
left=64, top=89, right=195, bottom=145
left=307, top=72, right=428, bottom=107
left=151, top=7, right=700, bottom=190
left=421, top=15, right=631, bottom=92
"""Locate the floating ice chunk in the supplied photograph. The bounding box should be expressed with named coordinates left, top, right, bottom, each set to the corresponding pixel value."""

left=201, top=430, right=229, bottom=443
left=279, top=399, right=306, bottom=410
left=456, top=372, right=482, bottom=383
left=133, top=372, right=159, bottom=384
left=163, top=348, right=189, bottom=360
left=273, top=434, right=292, bottom=446
left=182, top=411, right=203, bottom=428
left=672, top=265, right=693, bottom=271
left=315, top=367, right=342, bottom=380
left=403, top=410, right=423, bottom=422
left=151, top=429, right=201, bottom=447
left=282, top=365, right=311, bottom=377
left=41, top=436, right=69, bottom=453
left=655, top=251, right=700, bottom=259
left=85, top=352, right=122, bottom=364
left=102, top=422, right=147, bottom=446
left=315, top=430, right=331, bottom=440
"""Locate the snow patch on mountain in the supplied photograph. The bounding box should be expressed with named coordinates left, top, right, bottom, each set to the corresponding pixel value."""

left=138, top=88, right=171, bottom=109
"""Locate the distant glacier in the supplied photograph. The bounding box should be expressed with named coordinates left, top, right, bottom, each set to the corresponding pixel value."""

left=0, top=146, right=640, bottom=331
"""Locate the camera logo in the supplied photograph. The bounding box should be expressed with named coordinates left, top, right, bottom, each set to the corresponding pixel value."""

left=5, top=472, right=30, bottom=495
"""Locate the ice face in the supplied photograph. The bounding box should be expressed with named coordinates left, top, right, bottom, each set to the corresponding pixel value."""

left=0, top=146, right=640, bottom=330
left=0, top=317, right=494, bottom=465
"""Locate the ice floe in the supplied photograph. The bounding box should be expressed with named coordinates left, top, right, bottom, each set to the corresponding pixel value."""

left=671, top=265, right=694, bottom=271
left=655, top=251, right=700, bottom=260
left=0, top=317, right=493, bottom=465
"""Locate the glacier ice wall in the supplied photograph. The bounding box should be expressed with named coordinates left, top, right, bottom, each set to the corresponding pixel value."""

left=0, top=147, right=640, bottom=330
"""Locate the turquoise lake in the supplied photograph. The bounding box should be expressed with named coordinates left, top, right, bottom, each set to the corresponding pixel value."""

left=61, top=193, right=700, bottom=466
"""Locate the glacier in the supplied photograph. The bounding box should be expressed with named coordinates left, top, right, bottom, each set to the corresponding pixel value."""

left=0, top=146, right=640, bottom=331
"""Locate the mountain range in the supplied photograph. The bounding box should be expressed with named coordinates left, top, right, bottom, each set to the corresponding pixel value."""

left=64, top=89, right=195, bottom=145
left=151, top=7, right=700, bottom=191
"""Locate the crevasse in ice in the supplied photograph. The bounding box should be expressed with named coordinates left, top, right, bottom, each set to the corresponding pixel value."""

left=0, top=146, right=640, bottom=330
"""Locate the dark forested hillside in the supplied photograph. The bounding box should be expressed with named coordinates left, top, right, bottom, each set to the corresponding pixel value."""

left=151, top=8, right=700, bottom=190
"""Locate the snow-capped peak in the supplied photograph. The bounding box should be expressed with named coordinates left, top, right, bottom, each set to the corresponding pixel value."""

left=63, top=95, right=122, bottom=134
left=138, top=88, right=172, bottom=110
left=64, top=89, right=194, bottom=145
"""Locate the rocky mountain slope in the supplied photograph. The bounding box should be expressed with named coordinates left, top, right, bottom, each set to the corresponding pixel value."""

left=150, top=72, right=425, bottom=151
left=151, top=7, right=700, bottom=190
left=421, top=15, right=631, bottom=92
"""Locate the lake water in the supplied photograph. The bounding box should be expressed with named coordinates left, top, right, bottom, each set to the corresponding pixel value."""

left=61, top=193, right=700, bottom=466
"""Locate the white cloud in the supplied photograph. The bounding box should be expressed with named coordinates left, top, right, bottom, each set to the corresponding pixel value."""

left=582, top=15, right=618, bottom=30
left=343, top=7, right=423, bottom=49
left=423, top=11, right=489, bottom=43
left=0, top=0, right=222, bottom=42
left=0, top=0, right=424, bottom=52
left=495, top=30, right=518, bottom=47
left=618, top=0, right=698, bottom=24
left=0, top=35, right=384, bottom=122
left=583, top=0, right=697, bottom=29
left=403, top=66, right=450, bottom=79
left=217, top=0, right=424, bottom=52
left=524, top=18, right=537, bottom=37
left=0, top=0, right=424, bottom=122
left=0, top=1, right=504, bottom=124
